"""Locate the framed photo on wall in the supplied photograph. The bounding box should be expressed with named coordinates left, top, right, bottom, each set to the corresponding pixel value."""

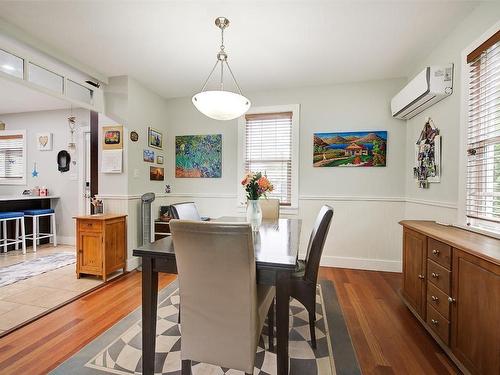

left=156, top=155, right=164, bottom=164
left=37, top=133, right=52, bottom=151
left=103, top=125, right=123, bottom=150
left=148, top=127, right=163, bottom=149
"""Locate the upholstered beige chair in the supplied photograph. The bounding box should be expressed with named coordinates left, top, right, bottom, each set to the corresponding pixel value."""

left=169, top=220, right=275, bottom=375
left=260, top=198, right=280, bottom=220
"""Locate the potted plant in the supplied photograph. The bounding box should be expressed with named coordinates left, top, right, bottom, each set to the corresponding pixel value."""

left=241, top=172, right=274, bottom=230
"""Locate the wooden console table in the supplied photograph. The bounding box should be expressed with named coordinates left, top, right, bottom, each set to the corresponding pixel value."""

left=74, top=214, right=127, bottom=281
left=400, top=220, right=499, bottom=375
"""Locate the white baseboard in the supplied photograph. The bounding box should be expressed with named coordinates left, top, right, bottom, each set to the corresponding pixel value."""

left=320, top=255, right=402, bottom=273
left=126, top=257, right=140, bottom=271
left=57, top=236, right=75, bottom=246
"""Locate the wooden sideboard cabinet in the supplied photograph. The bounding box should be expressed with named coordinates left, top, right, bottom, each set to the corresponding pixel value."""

left=75, top=214, right=127, bottom=281
left=400, top=221, right=500, bottom=375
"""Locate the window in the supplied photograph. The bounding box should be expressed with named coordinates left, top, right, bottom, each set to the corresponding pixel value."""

left=465, top=30, right=500, bottom=232
left=238, top=105, right=299, bottom=208
left=0, top=130, right=26, bottom=185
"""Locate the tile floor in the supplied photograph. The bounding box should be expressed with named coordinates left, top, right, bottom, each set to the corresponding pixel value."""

left=0, top=244, right=104, bottom=334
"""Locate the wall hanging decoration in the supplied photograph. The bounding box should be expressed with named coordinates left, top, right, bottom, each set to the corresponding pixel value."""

left=150, top=166, right=165, bottom=181
left=165, top=184, right=171, bottom=193
left=57, top=150, right=71, bottom=172
left=67, top=115, right=77, bottom=150
left=103, top=125, right=123, bottom=150
left=313, top=131, right=387, bottom=167
left=31, top=162, right=39, bottom=177
left=143, top=149, right=155, bottom=162
left=414, top=118, right=441, bottom=188
left=130, top=131, right=139, bottom=142
left=156, top=155, right=164, bottom=164
left=175, top=134, right=222, bottom=178
left=192, top=17, right=251, bottom=120
left=36, top=133, right=52, bottom=151
left=148, top=127, right=163, bottom=149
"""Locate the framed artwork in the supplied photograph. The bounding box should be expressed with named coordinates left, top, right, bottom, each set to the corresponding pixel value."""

left=143, top=149, right=155, bottom=163
left=156, top=155, right=164, bottom=164
left=175, top=134, right=222, bottom=178
left=313, top=131, right=387, bottom=167
left=130, top=131, right=139, bottom=142
left=150, top=166, right=164, bottom=181
left=103, top=126, right=123, bottom=150
left=36, top=133, right=52, bottom=151
left=148, top=127, right=163, bottom=149
left=414, top=120, right=441, bottom=188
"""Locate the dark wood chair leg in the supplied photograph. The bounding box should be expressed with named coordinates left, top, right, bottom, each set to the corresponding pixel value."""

left=268, top=298, right=275, bottom=352
left=181, top=359, right=191, bottom=375
left=178, top=304, right=181, bottom=324
left=308, top=309, right=317, bottom=349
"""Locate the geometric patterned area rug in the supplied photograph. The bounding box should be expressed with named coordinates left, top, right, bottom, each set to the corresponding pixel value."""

left=0, top=252, right=76, bottom=287
left=51, top=280, right=361, bottom=375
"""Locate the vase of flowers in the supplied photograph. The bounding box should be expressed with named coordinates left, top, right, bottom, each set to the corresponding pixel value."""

left=241, top=172, right=274, bottom=231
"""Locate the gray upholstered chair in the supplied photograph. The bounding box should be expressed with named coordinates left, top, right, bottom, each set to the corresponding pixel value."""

left=169, top=220, right=275, bottom=375
left=170, top=202, right=202, bottom=221
left=260, top=198, right=280, bottom=220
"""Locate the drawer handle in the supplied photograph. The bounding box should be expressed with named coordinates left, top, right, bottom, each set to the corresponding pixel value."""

left=431, top=319, right=439, bottom=325
left=418, top=274, right=425, bottom=280
left=431, top=272, right=440, bottom=279
left=448, top=297, right=456, bottom=304
left=432, top=249, right=440, bottom=256
left=431, top=295, right=439, bottom=302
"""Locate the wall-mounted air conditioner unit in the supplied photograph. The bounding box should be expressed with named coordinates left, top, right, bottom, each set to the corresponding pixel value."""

left=391, top=64, right=453, bottom=120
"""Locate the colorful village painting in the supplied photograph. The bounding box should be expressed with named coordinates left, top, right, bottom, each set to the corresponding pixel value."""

left=313, top=131, right=387, bottom=167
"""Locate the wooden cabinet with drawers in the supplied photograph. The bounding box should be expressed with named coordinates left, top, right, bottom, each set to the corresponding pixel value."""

left=74, top=214, right=127, bottom=281
left=154, top=220, right=171, bottom=241
left=400, top=221, right=500, bottom=375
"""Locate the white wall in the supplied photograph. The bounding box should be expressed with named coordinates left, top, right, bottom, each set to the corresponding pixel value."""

left=156, top=78, right=407, bottom=271
left=404, top=1, right=500, bottom=223
left=0, top=108, right=90, bottom=243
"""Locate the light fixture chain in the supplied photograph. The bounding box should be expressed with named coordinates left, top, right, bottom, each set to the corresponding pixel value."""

left=200, top=60, right=220, bottom=92
left=225, top=61, right=244, bottom=95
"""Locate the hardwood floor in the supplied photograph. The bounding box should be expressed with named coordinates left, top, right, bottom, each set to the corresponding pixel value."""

left=0, top=268, right=458, bottom=375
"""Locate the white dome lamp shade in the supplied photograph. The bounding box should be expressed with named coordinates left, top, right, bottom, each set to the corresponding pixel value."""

left=192, top=17, right=251, bottom=121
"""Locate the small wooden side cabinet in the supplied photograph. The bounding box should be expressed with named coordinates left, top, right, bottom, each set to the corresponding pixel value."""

left=400, top=220, right=500, bottom=375
left=154, top=219, right=171, bottom=241
left=74, top=214, right=127, bottom=281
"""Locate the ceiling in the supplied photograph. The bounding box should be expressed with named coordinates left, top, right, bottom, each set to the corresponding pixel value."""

left=0, top=1, right=480, bottom=99
left=0, top=76, right=71, bottom=115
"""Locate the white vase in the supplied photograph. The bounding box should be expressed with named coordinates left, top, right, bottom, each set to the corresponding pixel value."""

left=246, top=199, right=262, bottom=231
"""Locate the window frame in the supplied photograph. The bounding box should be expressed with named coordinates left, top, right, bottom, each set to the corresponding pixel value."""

left=458, top=21, right=500, bottom=237
left=237, top=104, right=300, bottom=212
left=0, top=129, right=27, bottom=186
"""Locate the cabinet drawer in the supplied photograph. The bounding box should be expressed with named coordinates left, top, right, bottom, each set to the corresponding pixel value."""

left=154, top=222, right=170, bottom=233
left=427, top=238, right=451, bottom=269
left=78, top=220, right=102, bottom=232
left=426, top=304, right=450, bottom=345
left=427, top=259, right=451, bottom=294
left=427, top=282, right=450, bottom=320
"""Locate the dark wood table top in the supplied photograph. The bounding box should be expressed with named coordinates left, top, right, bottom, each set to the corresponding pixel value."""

left=133, top=217, right=302, bottom=270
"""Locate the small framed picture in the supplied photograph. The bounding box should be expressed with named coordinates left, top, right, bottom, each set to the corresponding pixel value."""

left=130, top=131, right=139, bottom=142
left=156, top=155, right=164, bottom=164
left=103, top=125, right=123, bottom=150
left=150, top=166, right=164, bottom=181
left=37, top=133, right=52, bottom=151
left=148, top=127, right=163, bottom=149
left=143, top=149, right=155, bottom=163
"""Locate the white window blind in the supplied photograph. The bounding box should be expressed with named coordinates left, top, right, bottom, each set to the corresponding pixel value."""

left=0, top=134, right=24, bottom=181
left=245, top=112, right=292, bottom=205
left=466, top=34, right=500, bottom=231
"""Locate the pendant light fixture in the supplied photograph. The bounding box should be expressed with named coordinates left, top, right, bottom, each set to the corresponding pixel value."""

left=192, top=17, right=251, bottom=121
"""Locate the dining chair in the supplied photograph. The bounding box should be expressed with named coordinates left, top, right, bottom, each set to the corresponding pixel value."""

left=289, top=205, right=333, bottom=349
left=260, top=198, right=280, bottom=220
left=169, top=220, right=275, bottom=375
left=169, top=202, right=202, bottom=221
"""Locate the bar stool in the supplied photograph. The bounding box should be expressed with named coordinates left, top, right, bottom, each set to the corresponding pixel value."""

left=0, top=212, right=26, bottom=254
left=23, top=209, right=57, bottom=252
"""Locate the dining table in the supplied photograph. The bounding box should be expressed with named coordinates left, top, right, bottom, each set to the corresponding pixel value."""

left=133, top=216, right=302, bottom=375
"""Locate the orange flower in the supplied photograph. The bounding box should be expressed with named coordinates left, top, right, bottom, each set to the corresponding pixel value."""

left=257, top=176, right=273, bottom=192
